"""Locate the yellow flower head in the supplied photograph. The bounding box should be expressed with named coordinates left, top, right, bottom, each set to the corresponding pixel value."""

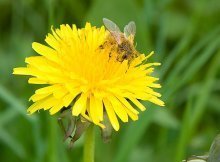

left=13, top=23, right=164, bottom=131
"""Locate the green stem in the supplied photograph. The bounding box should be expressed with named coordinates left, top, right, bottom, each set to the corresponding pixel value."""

left=83, top=125, right=95, bottom=162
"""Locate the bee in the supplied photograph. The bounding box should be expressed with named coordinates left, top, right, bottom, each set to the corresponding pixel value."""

left=102, top=18, right=139, bottom=63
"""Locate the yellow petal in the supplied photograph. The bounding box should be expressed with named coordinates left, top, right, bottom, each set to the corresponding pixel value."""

left=49, top=101, right=64, bottom=115
left=95, top=97, right=104, bottom=121
left=116, top=96, right=139, bottom=114
left=13, top=67, right=32, bottom=75
left=149, top=83, right=161, bottom=88
left=125, top=108, right=138, bottom=121
left=148, top=97, right=165, bottom=106
left=45, top=33, right=60, bottom=50
left=27, top=96, right=57, bottom=114
left=53, top=87, right=68, bottom=98
left=35, top=84, right=61, bottom=94
left=142, top=63, right=161, bottom=69
left=28, top=78, right=47, bottom=84
left=144, top=87, right=162, bottom=97
left=145, top=51, right=154, bottom=60
left=109, top=95, right=128, bottom=122
left=72, top=93, right=87, bottom=116
left=103, top=98, right=119, bottom=131
left=32, top=42, right=59, bottom=63
left=29, top=93, right=50, bottom=102
left=128, top=97, right=146, bottom=111
left=89, top=95, right=99, bottom=124
left=62, top=93, right=76, bottom=107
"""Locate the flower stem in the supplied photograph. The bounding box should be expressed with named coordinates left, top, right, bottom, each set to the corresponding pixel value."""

left=83, top=124, right=95, bottom=162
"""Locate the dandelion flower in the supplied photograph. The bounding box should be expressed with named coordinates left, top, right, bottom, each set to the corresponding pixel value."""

left=13, top=23, right=164, bottom=131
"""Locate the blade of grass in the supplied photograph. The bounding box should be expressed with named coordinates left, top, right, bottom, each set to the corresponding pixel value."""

left=136, top=0, right=154, bottom=52
left=0, top=108, right=17, bottom=126
left=174, top=96, right=193, bottom=162
left=159, top=0, right=207, bottom=78
left=113, top=107, right=156, bottom=162
left=155, top=14, right=168, bottom=61
left=155, top=34, right=220, bottom=156
left=175, top=50, right=220, bottom=161
left=32, top=118, right=46, bottom=162
left=47, top=0, right=55, bottom=28
left=190, top=51, right=220, bottom=134
left=0, top=84, right=36, bottom=122
left=0, top=128, right=27, bottom=159
left=160, top=25, right=194, bottom=78
left=164, top=35, right=220, bottom=100
left=177, top=39, right=220, bottom=90
left=153, top=108, right=180, bottom=129
left=208, top=95, right=220, bottom=113
left=47, top=117, right=59, bottom=162
left=172, top=79, right=219, bottom=107
left=164, top=26, right=220, bottom=88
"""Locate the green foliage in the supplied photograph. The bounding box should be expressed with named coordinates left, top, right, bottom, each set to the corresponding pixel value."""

left=0, top=0, right=220, bottom=162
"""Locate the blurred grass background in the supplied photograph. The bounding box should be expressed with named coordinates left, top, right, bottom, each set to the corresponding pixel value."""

left=0, top=0, right=220, bottom=162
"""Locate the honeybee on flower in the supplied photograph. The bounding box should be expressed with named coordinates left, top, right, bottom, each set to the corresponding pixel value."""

left=13, top=20, right=164, bottom=145
left=101, top=18, right=139, bottom=63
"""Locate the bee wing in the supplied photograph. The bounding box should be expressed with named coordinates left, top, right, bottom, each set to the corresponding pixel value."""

left=124, top=21, right=136, bottom=39
left=103, top=18, right=122, bottom=44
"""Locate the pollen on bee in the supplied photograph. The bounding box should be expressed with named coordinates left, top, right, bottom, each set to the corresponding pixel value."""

left=101, top=18, right=140, bottom=64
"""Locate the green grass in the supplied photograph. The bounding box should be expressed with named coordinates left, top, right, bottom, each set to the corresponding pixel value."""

left=0, top=0, right=220, bottom=162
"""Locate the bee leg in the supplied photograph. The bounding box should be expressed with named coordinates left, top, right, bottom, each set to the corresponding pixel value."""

left=69, top=120, right=90, bottom=148
left=99, top=45, right=104, bottom=49
left=122, top=54, right=128, bottom=60
left=108, top=52, right=112, bottom=61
